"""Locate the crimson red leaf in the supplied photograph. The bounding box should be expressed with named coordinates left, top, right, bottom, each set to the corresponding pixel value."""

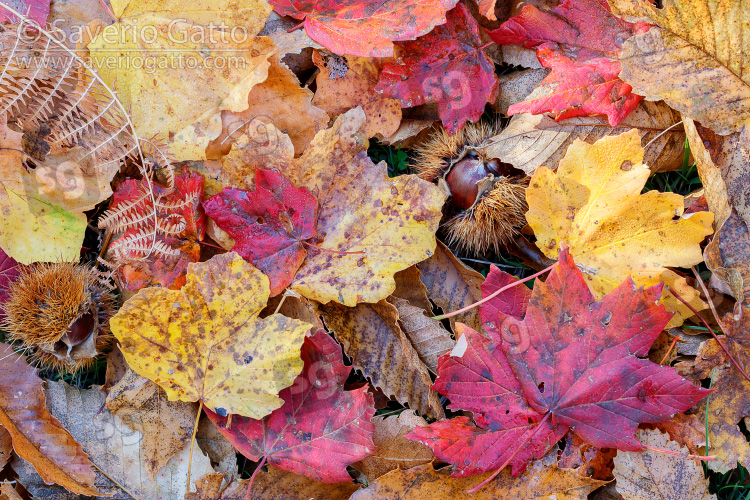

left=202, top=169, right=318, bottom=297
left=376, top=3, right=498, bottom=133
left=0, top=247, right=20, bottom=320
left=489, top=0, right=649, bottom=126
left=0, top=0, right=50, bottom=26
left=408, top=249, right=710, bottom=478
left=107, top=166, right=205, bottom=290
left=269, top=0, right=458, bottom=57
left=206, top=329, right=376, bottom=483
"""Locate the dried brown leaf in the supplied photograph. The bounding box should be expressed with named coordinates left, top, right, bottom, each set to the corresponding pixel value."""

left=390, top=297, right=454, bottom=373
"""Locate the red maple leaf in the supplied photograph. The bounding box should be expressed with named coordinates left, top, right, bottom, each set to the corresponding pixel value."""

left=107, top=166, right=206, bottom=290
left=408, top=249, right=710, bottom=479
left=488, top=0, right=650, bottom=126
left=0, top=247, right=20, bottom=320
left=0, top=0, right=50, bottom=26
left=269, top=0, right=458, bottom=57
left=202, top=169, right=318, bottom=297
left=205, top=329, right=376, bottom=483
left=376, top=3, right=498, bottom=134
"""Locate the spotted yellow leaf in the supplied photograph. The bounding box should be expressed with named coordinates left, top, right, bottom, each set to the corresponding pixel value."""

left=88, top=0, right=274, bottom=160
left=526, top=129, right=714, bottom=326
left=110, top=252, right=310, bottom=419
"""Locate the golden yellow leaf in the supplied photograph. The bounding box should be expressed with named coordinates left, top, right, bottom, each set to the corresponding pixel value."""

left=0, top=117, right=115, bottom=264
left=526, top=130, right=713, bottom=325
left=611, top=0, right=750, bottom=135
left=110, top=252, right=310, bottom=419
left=88, top=0, right=274, bottom=160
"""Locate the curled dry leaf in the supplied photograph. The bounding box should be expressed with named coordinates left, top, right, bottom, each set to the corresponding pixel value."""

left=110, top=252, right=310, bottom=419
left=350, top=452, right=605, bottom=500
left=0, top=425, right=11, bottom=472
left=376, top=3, right=499, bottom=134
left=676, top=307, right=750, bottom=472
left=613, top=429, right=715, bottom=500
left=269, top=0, right=459, bottom=57
left=206, top=330, right=376, bottom=483
left=353, top=411, right=434, bottom=481
left=319, top=299, right=445, bottom=418
left=0, top=344, right=99, bottom=496
left=611, top=0, right=750, bottom=136
left=312, top=50, right=402, bottom=138
left=409, top=250, right=709, bottom=478
left=416, top=241, right=484, bottom=332
left=484, top=101, right=687, bottom=176
left=704, top=210, right=750, bottom=304
left=88, top=0, right=274, bottom=160
left=526, top=130, right=713, bottom=325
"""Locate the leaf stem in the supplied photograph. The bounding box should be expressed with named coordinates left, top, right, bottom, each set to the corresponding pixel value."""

left=467, top=413, right=551, bottom=493
left=691, top=266, right=731, bottom=337
left=659, top=335, right=679, bottom=365
left=245, top=455, right=267, bottom=500
left=668, top=286, right=750, bottom=384
left=186, top=400, right=203, bottom=493
left=433, top=263, right=556, bottom=321
left=642, top=444, right=715, bottom=461
left=302, top=240, right=365, bottom=255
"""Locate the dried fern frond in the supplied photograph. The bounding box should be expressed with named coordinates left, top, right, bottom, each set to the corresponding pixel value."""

left=108, top=229, right=181, bottom=262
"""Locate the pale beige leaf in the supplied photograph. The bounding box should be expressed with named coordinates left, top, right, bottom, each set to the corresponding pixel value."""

left=484, top=101, right=687, bottom=175
left=390, top=297, right=454, bottom=373
left=613, top=429, right=715, bottom=500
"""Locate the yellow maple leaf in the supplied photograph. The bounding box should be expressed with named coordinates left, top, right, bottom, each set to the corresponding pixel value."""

left=0, top=117, right=115, bottom=264
left=110, top=252, right=310, bottom=419
left=526, top=130, right=714, bottom=325
left=88, top=0, right=274, bottom=161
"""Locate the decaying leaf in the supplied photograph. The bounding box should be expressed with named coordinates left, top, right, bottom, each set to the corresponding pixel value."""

left=206, top=330, right=376, bottom=483
left=350, top=453, right=605, bottom=500
left=88, top=0, right=275, bottom=160
left=0, top=344, right=99, bottom=496
left=490, top=0, right=649, bottom=126
left=611, top=0, right=750, bottom=136
left=613, top=429, right=715, bottom=500
left=704, top=210, right=750, bottom=304
left=0, top=425, right=11, bottom=472
left=416, top=241, right=484, bottom=332
left=409, top=250, right=709, bottom=478
left=269, top=0, right=459, bottom=57
left=525, top=130, right=713, bottom=325
left=105, top=369, right=198, bottom=476
left=41, top=380, right=215, bottom=498
left=312, top=50, right=402, bottom=138
left=320, top=299, right=445, bottom=418
left=353, top=411, right=434, bottom=481
left=484, top=101, right=688, bottom=175
left=390, top=297, right=455, bottom=373
left=110, top=252, right=310, bottom=419
left=376, top=3, right=499, bottom=133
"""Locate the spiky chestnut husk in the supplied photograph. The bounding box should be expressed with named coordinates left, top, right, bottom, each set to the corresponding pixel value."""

left=412, top=122, right=529, bottom=254
left=1, top=262, right=116, bottom=373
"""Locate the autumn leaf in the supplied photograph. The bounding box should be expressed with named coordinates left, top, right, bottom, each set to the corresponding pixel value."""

left=88, top=0, right=274, bottom=160
left=110, top=252, right=310, bottom=419
left=525, top=130, right=714, bottom=325
left=484, top=101, right=688, bottom=175
left=704, top=210, right=750, bottom=304
left=0, top=247, right=19, bottom=320
left=613, top=429, right=715, bottom=500
left=0, top=0, right=49, bottom=25
left=610, top=0, right=750, bottom=136
left=350, top=453, right=605, bottom=500
left=0, top=115, right=115, bottom=264
left=312, top=50, right=402, bottom=138
left=390, top=297, right=454, bottom=373
left=0, top=344, right=99, bottom=495
left=0, top=425, right=10, bottom=472
left=319, top=299, right=444, bottom=418
left=376, top=3, right=498, bottom=133
left=203, top=169, right=317, bottom=296
left=408, top=250, right=710, bottom=478
left=269, top=0, right=459, bottom=57
left=489, top=0, right=649, bottom=126
left=105, top=166, right=206, bottom=290
left=206, top=330, right=376, bottom=483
